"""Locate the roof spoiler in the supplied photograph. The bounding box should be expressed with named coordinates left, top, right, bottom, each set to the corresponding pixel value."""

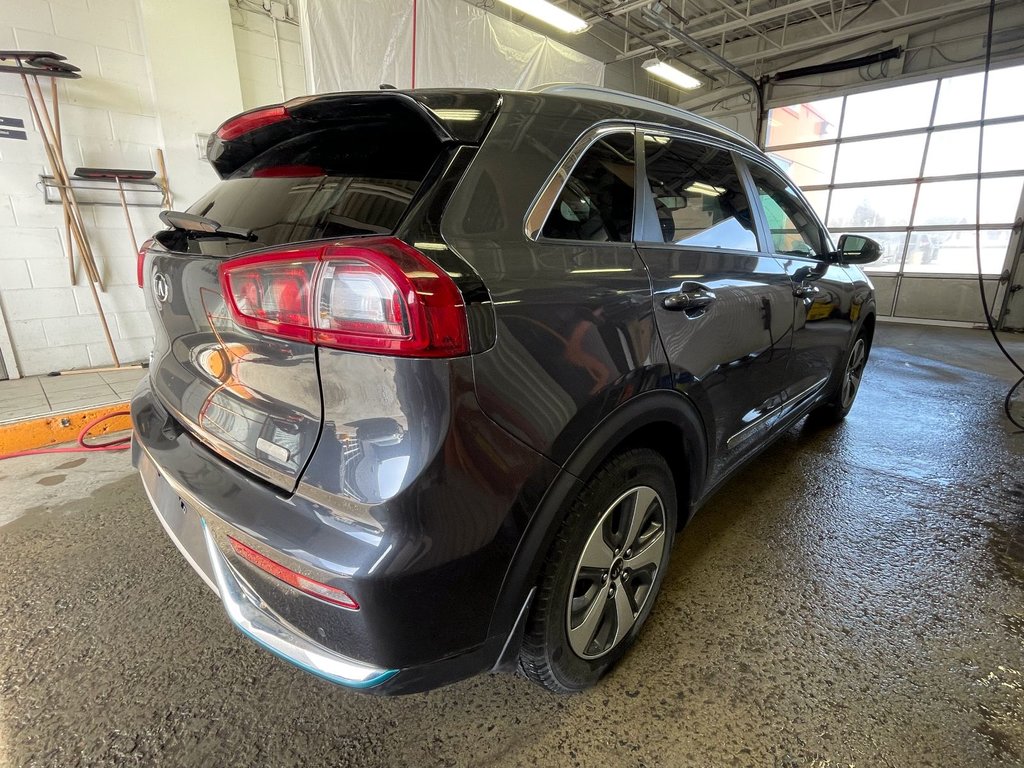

left=206, top=91, right=502, bottom=179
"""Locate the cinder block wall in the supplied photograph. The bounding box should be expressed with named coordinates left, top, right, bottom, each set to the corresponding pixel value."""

left=0, top=0, right=302, bottom=378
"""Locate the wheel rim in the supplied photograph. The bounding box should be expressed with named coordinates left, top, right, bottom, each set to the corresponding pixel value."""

left=840, top=337, right=867, bottom=409
left=566, top=485, right=666, bottom=660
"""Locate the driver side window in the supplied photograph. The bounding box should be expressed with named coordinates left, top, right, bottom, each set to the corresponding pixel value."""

left=747, top=164, right=826, bottom=257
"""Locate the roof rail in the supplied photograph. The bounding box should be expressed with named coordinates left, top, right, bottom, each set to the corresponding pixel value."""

left=532, top=83, right=758, bottom=150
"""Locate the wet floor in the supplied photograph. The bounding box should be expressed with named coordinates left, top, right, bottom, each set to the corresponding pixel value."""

left=1, top=324, right=1022, bottom=767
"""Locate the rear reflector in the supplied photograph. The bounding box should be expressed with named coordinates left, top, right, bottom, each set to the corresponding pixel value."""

left=216, top=105, right=289, bottom=141
left=219, top=237, right=469, bottom=357
left=228, top=535, right=359, bottom=611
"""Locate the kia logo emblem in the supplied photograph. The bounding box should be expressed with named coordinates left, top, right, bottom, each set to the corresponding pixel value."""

left=153, top=272, right=171, bottom=303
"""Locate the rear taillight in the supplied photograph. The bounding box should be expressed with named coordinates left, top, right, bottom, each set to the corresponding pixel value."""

left=218, top=237, right=469, bottom=357
left=215, top=105, right=289, bottom=141
left=137, top=237, right=155, bottom=288
left=227, top=535, right=359, bottom=610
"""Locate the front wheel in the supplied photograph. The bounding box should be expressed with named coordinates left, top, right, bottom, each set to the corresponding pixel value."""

left=811, top=331, right=869, bottom=424
left=519, top=449, right=677, bottom=693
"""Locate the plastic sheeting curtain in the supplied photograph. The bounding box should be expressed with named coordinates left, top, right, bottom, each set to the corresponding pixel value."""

left=299, top=0, right=604, bottom=94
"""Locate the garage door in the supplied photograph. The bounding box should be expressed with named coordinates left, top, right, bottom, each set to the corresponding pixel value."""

left=764, top=63, right=1024, bottom=326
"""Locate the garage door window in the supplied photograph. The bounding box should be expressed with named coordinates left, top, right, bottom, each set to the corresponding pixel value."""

left=542, top=133, right=635, bottom=243
left=640, top=135, right=758, bottom=251
left=765, top=63, right=1024, bottom=278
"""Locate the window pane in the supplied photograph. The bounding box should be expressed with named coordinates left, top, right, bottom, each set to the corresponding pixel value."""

left=982, top=121, right=1024, bottom=173
left=914, top=179, right=976, bottom=226
left=834, top=134, right=926, bottom=183
left=765, top=97, right=842, bottom=146
left=542, top=133, right=635, bottom=242
left=985, top=64, right=1024, bottom=120
left=903, top=229, right=1011, bottom=274
left=934, top=72, right=984, bottom=125
left=926, top=123, right=1024, bottom=176
left=924, top=127, right=980, bottom=176
left=841, top=81, right=936, bottom=137
left=768, top=145, right=835, bottom=187
left=802, top=189, right=829, bottom=221
left=747, top=164, right=826, bottom=256
left=828, top=184, right=916, bottom=228
left=640, top=136, right=758, bottom=250
left=858, top=232, right=907, bottom=273
left=981, top=176, right=1024, bottom=224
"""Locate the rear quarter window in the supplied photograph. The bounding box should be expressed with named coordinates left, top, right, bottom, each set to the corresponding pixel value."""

left=541, top=132, right=636, bottom=243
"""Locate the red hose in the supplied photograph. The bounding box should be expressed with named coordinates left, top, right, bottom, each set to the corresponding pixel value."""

left=0, top=410, right=131, bottom=460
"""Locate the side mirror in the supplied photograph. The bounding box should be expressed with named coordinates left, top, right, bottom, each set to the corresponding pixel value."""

left=834, top=234, right=881, bottom=265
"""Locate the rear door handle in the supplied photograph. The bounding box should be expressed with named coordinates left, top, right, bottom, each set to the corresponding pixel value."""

left=793, top=282, right=820, bottom=299
left=663, top=282, right=717, bottom=312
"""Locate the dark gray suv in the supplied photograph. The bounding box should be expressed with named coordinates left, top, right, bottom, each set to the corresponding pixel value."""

left=132, top=86, right=878, bottom=694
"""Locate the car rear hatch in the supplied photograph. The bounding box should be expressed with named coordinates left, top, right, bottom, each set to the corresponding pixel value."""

left=140, top=91, right=499, bottom=492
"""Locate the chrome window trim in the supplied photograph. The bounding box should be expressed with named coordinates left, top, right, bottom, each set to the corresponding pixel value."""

left=523, top=121, right=638, bottom=242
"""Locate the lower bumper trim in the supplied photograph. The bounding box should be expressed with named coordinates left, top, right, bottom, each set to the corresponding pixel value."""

left=137, top=440, right=397, bottom=689
left=201, top=519, right=398, bottom=689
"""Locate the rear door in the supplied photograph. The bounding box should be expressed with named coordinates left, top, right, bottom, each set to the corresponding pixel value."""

left=142, top=100, right=454, bottom=491
left=635, top=130, right=795, bottom=481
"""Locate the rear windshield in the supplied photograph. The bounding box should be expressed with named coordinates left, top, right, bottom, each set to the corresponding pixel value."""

left=176, top=122, right=442, bottom=256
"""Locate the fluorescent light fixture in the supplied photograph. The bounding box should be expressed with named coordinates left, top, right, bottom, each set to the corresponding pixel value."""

left=642, top=59, right=701, bottom=90
left=644, top=135, right=670, bottom=145
left=430, top=108, right=482, bottom=121
left=495, top=0, right=589, bottom=34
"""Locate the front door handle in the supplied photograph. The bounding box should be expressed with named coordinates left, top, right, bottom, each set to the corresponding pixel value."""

left=793, top=282, right=820, bottom=299
left=663, top=282, right=717, bottom=312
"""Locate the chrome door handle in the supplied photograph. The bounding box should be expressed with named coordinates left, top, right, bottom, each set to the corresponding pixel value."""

left=793, top=282, right=820, bottom=299
left=663, top=283, right=717, bottom=312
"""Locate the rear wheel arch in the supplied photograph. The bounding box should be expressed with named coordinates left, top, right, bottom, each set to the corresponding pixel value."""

left=562, top=389, right=707, bottom=521
left=487, top=389, right=707, bottom=651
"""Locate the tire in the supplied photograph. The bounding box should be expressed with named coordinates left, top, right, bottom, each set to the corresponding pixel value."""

left=810, top=330, right=870, bottom=425
left=519, top=448, right=677, bottom=693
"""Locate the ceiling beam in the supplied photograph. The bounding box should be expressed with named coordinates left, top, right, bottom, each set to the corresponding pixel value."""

left=628, top=0, right=997, bottom=67
left=702, top=0, right=786, bottom=50
left=582, top=0, right=655, bottom=22
left=619, top=0, right=844, bottom=59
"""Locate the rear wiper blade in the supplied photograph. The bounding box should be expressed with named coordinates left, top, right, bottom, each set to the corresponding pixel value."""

left=159, top=210, right=256, bottom=241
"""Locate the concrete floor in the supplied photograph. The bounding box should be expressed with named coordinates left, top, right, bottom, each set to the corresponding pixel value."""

left=0, top=324, right=1022, bottom=767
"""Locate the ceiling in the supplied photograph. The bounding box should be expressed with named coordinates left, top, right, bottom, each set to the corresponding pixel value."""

left=503, top=0, right=1015, bottom=104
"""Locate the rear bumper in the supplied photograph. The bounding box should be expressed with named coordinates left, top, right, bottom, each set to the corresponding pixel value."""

left=136, top=441, right=397, bottom=689
left=131, top=366, right=560, bottom=693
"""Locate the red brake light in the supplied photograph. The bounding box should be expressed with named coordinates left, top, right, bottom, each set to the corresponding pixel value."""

left=137, top=237, right=155, bottom=288
left=216, top=105, right=289, bottom=141
left=219, top=237, right=469, bottom=357
left=227, top=535, right=359, bottom=610
left=251, top=164, right=325, bottom=178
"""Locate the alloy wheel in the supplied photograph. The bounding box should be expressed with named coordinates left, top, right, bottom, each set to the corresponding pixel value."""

left=566, top=485, right=666, bottom=660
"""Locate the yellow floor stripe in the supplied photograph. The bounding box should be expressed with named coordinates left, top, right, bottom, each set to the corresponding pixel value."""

left=0, top=404, right=131, bottom=455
